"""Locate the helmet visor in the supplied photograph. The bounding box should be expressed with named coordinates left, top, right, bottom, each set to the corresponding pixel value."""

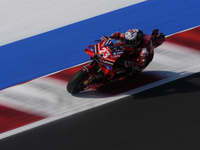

left=125, top=38, right=140, bottom=48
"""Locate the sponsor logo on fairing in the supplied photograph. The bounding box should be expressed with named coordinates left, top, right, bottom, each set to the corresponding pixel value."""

left=111, top=54, right=120, bottom=59
left=101, top=40, right=107, bottom=47
left=89, top=46, right=94, bottom=52
left=103, top=60, right=114, bottom=65
left=104, top=64, right=112, bottom=70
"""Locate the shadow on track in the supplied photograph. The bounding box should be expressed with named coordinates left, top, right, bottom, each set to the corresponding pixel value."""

left=133, top=72, right=200, bottom=100
left=73, top=70, right=183, bottom=98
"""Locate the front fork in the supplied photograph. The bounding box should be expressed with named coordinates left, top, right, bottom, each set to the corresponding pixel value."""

left=82, top=59, right=96, bottom=74
left=81, top=60, right=104, bottom=86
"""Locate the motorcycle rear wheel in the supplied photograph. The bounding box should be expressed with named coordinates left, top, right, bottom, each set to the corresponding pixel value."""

left=67, top=70, right=89, bottom=94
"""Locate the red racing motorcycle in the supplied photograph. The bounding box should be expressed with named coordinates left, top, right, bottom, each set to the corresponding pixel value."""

left=67, top=31, right=165, bottom=94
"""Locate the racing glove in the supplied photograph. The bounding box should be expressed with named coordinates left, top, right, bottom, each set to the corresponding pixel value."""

left=109, top=32, right=120, bottom=39
left=150, top=29, right=159, bottom=38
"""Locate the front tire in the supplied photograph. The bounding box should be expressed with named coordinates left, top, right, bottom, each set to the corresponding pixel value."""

left=67, top=70, right=89, bottom=94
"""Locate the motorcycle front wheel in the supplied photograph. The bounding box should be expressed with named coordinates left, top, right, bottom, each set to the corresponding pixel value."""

left=67, top=70, right=89, bottom=94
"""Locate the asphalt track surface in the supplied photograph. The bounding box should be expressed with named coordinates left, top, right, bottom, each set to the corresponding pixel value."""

left=0, top=72, right=200, bottom=150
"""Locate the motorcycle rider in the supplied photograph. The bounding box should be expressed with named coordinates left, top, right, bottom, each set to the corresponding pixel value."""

left=101, top=28, right=164, bottom=75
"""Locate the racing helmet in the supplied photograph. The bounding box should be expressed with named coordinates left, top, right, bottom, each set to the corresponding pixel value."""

left=124, top=29, right=143, bottom=48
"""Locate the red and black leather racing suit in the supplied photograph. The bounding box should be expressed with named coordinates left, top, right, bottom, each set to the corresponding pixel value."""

left=106, top=32, right=154, bottom=72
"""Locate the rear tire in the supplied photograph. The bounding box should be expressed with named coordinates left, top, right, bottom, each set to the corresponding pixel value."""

left=67, top=70, right=89, bottom=94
